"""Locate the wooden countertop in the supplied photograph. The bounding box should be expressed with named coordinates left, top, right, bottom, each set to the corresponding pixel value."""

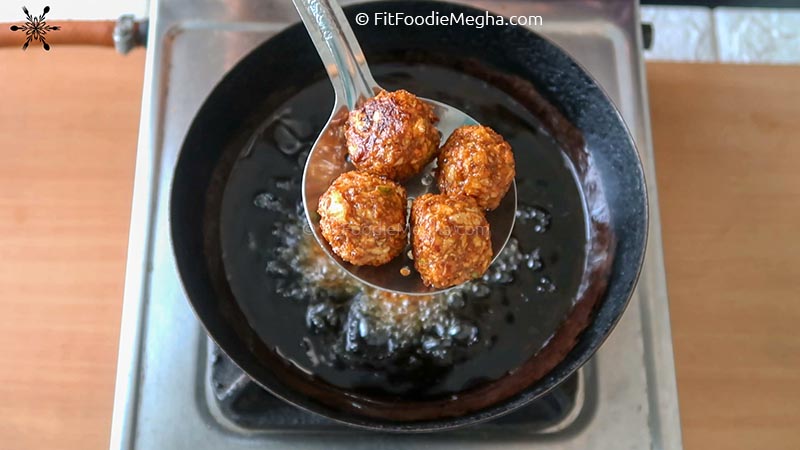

left=1, top=48, right=798, bottom=450
left=650, top=63, right=800, bottom=449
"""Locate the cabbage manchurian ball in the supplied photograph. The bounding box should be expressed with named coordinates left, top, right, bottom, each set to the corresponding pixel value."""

left=437, top=125, right=515, bottom=211
left=411, top=194, right=492, bottom=288
left=346, top=89, right=440, bottom=181
left=318, top=171, right=407, bottom=266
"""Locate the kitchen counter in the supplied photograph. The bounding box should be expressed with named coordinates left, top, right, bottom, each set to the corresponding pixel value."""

left=0, top=48, right=798, bottom=450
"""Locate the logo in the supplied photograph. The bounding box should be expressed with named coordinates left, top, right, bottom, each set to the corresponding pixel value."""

left=9, top=6, right=60, bottom=51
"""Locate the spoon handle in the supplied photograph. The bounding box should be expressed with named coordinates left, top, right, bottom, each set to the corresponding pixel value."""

left=292, top=0, right=379, bottom=110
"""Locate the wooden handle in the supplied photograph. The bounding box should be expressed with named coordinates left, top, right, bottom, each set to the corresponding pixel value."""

left=0, top=21, right=133, bottom=48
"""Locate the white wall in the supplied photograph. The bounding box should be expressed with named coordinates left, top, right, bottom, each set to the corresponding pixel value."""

left=642, top=6, right=800, bottom=64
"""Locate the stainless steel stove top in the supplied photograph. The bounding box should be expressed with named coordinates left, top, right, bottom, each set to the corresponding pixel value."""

left=110, top=1, right=682, bottom=448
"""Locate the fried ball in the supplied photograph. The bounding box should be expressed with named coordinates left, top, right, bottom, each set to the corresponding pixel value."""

left=437, top=125, right=515, bottom=211
left=345, top=89, right=440, bottom=181
left=411, top=194, right=492, bottom=288
left=318, top=171, right=407, bottom=266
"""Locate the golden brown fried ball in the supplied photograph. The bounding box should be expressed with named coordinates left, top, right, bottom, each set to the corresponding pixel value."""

left=411, top=194, right=492, bottom=288
left=318, top=171, right=407, bottom=266
left=437, top=125, right=515, bottom=211
left=345, top=89, right=440, bottom=181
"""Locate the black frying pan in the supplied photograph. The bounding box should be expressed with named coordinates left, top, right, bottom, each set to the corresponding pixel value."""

left=171, top=0, right=647, bottom=432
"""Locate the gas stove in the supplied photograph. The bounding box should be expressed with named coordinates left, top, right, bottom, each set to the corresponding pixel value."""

left=110, top=0, right=682, bottom=448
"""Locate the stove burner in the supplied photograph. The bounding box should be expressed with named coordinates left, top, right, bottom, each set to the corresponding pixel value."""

left=110, top=1, right=681, bottom=449
left=208, top=342, right=584, bottom=431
